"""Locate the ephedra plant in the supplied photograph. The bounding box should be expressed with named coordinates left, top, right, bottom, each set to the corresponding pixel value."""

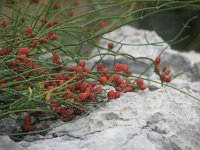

left=0, top=0, right=199, bottom=139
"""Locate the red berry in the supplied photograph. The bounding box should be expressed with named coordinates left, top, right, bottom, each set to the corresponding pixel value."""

left=66, top=114, right=75, bottom=121
left=24, top=114, right=31, bottom=124
left=80, top=82, right=87, bottom=91
left=118, top=84, right=126, bottom=91
left=54, top=106, right=62, bottom=113
left=139, top=83, right=147, bottom=90
left=83, top=67, right=90, bottom=73
left=95, top=86, right=103, bottom=94
left=55, top=75, right=64, bottom=80
left=102, top=68, right=108, bottom=73
left=108, top=42, right=114, bottom=49
left=18, top=47, right=30, bottom=55
left=155, top=56, right=161, bottom=65
left=124, top=87, right=133, bottom=93
left=97, top=63, right=103, bottom=71
left=19, top=54, right=26, bottom=58
left=39, top=38, right=48, bottom=43
left=114, top=91, right=121, bottom=99
left=47, top=22, right=54, bottom=28
left=2, top=17, right=8, bottom=28
left=31, top=40, right=38, bottom=48
left=78, top=61, right=86, bottom=68
left=99, top=77, right=107, bottom=85
left=32, top=0, right=39, bottom=4
left=78, top=92, right=88, bottom=101
left=53, top=2, right=61, bottom=9
left=50, top=34, right=59, bottom=40
left=29, top=33, right=36, bottom=38
left=136, top=78, right=144, bottom=86
left=165, top=76, right=171, bottom=83
left=113, top=74, right=120, bottom=83
left=53, top=18, right=60, bottom=25
left=68, top=10, right=75, bottom=17
left=23, top=124, right=34, bottom=132
left=24, top=27, right=32, bottom=35
left=99, top=20, right=106, bottom=28
left=107, top=90, right=115, bottom=100
left=165, top=69, right=171, bottom=75
left=48, top=86, right=54, bottom=91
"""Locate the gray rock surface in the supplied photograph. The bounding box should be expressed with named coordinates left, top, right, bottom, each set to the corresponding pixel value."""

left=19, top=87, right=200, bottom=150
left=1, top=26, right=200, bottom=150
left=0, top=136, right=24, bottom=150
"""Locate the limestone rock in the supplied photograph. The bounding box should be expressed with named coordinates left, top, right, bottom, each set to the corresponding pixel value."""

left=0, top=136, right=24, bottom=150
left=19, top=88, right=200, bottom=150
left=15, top=26, right=200, bottom=150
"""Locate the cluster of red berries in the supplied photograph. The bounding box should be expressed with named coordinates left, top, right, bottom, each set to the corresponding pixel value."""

left=23, top=114, right=34, bottom=132
left=97, top=63, right=147, bottom=100
left=154, top=56, right=172, bottom=83
left=1, top=17, right=8, bottom=28
left=3, top=47, right=44, bottom=95
left=0, top=48, right=12, bottom=56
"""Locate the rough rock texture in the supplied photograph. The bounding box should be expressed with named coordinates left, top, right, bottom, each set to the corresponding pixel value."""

left=1, top=26, right=200, bottom=150
left=19, top=88, right=200, bottom=150
left=0, top=136, right=24, bottom=150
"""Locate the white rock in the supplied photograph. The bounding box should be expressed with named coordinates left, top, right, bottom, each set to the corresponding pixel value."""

left=0, top=136, right=24, bottom=150
left=17, top=26, right=200, bottom=150
left=19, top=88, right=200, bottom=150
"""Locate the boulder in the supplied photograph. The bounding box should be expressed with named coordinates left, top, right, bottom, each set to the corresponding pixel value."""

left=16, top=26, right=200, bottom=150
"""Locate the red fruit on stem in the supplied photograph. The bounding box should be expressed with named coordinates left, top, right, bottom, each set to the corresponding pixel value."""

left=18, top=47, right=30, bottom=55
left=66, top=114, right=75, bottom=121
left=165, top=69, right=171, bottom=75
left=136, top=78, right=144, bottom=86
left=29, top=33, right=36, bottom=38
left=23, top=124, right=34, bottom=132
left=78, top=93, right=88, bottom=101
left=95, top=86, right=103, bottom=94
left=83, top=67, right=90, bottom=73
left=165, top=76, right=171, bottom=83
left=53, top=18, right=60, bottom=25
left=102, top=68, right=108, bottom=73
left=31, top=40, right=38, bottom=48
left=24, top=114, right=31, bottom=124
left=155, top=56, right=161, bottom=65
left=39, top=38, right=48, bottom=43
left=19, top=54, right=26, bottom=58
left=54, top=106, right=62, bottom=113
left=61, top=109, right=71, bottom=118
left=108, top=42, right=114, bottom=49
left=78, top=61, right=86, bottom=68
left=48, top=86, right=54, bottom=91
left=113, top=74, right=120, bottom=83
left=32, top=0, right=39, bottom=4
left=24, top=27, right=32, bottom=35
left=53, top=2, right=61, bottom=9
left=99, top=77, right=107, bottom=85
left=124, top=87, right=133, bottom=93
left=68, top=11, right=75, bottom=17
left=139, top=83, right=147, bottom=90
left=80, top=82, right=87, bottom=91
left=99, top=20, right=106, bottom=28
left=2, top=17, right=8, bottom=28
left=107, top=90, right=115, bottom=100
left=97, top=63, right=103, bottom=71
left=114, top=91, right=121, bottom=99
left=50, top=34, right=59, bottom=40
